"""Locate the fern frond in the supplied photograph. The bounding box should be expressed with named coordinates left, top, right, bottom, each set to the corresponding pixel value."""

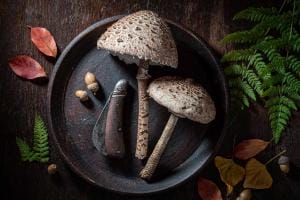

left=16, top=137, right=34, bottom=162
left=283, top=72, right=300, bottom=92
left=292, top=35, right=300, bottom=52
left=228, top=77, right=258, bottom=101
left=265, top=96, right=298, bottom=111
left=221, top=49, right=255, bottom=63
left=225, top=65, right=263, bottom=95
left=262, top=85, right=300, bottom=100
left=33, top=115, right=49, bottom=163
left=223, top=2, right=300, bottom=143
left=286, top=56, right=300, bottom=75
left=233, top=7, right=278, bottom=22
left=267, top=103, right=292, bottom=143
left=230, top=88, right=250, bottom=109
left=221, top=22, right=269, bottom=44
left=269, top=54, right=286, bottom=74
left=253, top=37, right=286, bottom=52
left=261, top=74, right=283, bottom=90
left=16, top=115, right=49, bottom=163
left=240, top=81, right=256, bottom=101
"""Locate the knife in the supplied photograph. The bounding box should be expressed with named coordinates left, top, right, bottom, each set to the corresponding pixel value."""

left=92, top=79, right=128, bottom=158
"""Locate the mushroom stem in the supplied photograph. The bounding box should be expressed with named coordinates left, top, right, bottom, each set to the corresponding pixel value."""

left=135, top=61, right=151, bottom=159
left=140, top=113, right=179, bottom=179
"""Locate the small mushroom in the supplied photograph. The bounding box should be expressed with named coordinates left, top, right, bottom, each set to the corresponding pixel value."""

left=238, top=189, right=252, bottom=200
left=85, top=72, right=99, bottom=94
left=75, top=90, right=89, bottom=102
left=97, top=10, right=178, bottom=159
left=140, top=76, right=216, bottom=179
left=278, top=155, right=290, bottom=173
left=47, top=164, right=57, bottom=175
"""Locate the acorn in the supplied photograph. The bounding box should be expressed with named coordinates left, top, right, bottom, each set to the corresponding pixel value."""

left=238, top=189, right=252, bottom=200
left=85, top=72, right=99, bottom=94
left=75, top=90, right=89, bottom=102
left=278, top=155, right=290, bottom=174
left=47, top=164, right=57, bottom=175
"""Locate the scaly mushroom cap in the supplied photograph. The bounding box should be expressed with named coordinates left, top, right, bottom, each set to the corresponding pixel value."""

left=148, top=76, right=216, bottom=124
left=97, top=10, right=178, bottom=68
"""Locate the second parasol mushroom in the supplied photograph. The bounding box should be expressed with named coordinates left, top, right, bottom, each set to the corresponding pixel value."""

left=140, top=76, right=216, bottom=179
left=97, top=10, right=178, bottom=159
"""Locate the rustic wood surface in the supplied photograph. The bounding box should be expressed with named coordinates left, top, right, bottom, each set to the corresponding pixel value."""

left=0, top=0, right=299, bottom=199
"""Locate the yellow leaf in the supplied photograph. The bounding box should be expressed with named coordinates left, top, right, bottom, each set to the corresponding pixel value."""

left=243, top=158, right=273, bottom=189
left=214, top=156, right=245, bottom=187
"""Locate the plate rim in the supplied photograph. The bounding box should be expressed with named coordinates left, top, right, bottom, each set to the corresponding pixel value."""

left=47, top=15, right=229, bottom=195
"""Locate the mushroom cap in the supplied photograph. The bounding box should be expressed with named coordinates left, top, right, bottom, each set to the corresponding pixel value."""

left=278, top=156, right=290, bottom=165
left=97, top=10, right=178, bottom=68
left=148, top=76, right=216, bottom=124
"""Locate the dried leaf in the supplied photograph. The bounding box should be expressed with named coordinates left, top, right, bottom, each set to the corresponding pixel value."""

left=8, top=55, right=47, bottom=79
left=234, top=139, right=270, bottom=160
left=243, top=158, right=273, bottom=189
left=198, top=177, right=222, bottom=200
left=29, top=26, right=57, bottom=57
left=226, top=183, right=234, bottom=195
left=215, top=156, right=245, bottom=187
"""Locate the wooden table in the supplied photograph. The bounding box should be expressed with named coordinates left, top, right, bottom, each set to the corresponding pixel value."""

left=1, top=0, right=300, bottom=199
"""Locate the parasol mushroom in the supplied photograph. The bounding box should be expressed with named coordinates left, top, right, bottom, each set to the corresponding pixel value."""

left=97, top=10, right=178, bottom=159
left=140, top=76, right=216, bottom=179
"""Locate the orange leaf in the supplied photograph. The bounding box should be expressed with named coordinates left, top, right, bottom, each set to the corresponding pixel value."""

left=8, top=55, right=47, bottom=79
left=243, top=158, right=273, bottom=189
left=198, top=177, right=222, bottom=200
left=233, top=139, right=270, bottom=160
left=29, top=26, right=57, bottom=57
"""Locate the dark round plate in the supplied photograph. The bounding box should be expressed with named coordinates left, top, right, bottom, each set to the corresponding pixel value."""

left=47, top=15, right=228, bottom=195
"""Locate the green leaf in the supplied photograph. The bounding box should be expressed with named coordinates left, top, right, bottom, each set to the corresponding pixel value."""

left=222, top=3, right=300, bottom=144
left=16, top=114, right=49, bottom=163
left=241, top=81, right=256, bottom=101
left=33, top=114, right=49, bottom=162
left=16, top=137, right=34, bottom=162
left=233, top=7, right=278, bottom=22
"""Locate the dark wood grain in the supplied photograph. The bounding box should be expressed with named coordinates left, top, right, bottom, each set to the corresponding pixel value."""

left=0, top=0, right=299, bottom=199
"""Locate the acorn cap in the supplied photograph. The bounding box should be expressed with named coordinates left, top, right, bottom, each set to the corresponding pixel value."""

left=97, top=10, right=178, bottom=68
left=148, top=76, right=216, bottom=124
left=278, top=155, right=290, bottom=165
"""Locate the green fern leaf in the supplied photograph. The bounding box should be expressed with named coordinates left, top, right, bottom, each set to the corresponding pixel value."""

left=261, top=74, right=283, bottom=90
left=242, top=95, right=250, bottom=107
left=283, top=72, right=300, bottom=92
left=233, top=7, right=278, bottom=22
left=221, top=49, right=255, bottom=63
left=225, top=64, right=263, bottom=94
left=33, top=114, right=49, bottom=163
left=16, top=114, right=49, bottom=163
left=240, top=81, right=256, bottom=101
left=222, top=2, right=300, bottom=143
left=16, top=137, right=34, bottom=162
left=287, top=56, right=300, bottom=76
left=267, top=103, right=291, bottom=143
left=265, top=96, right=298, bottom=111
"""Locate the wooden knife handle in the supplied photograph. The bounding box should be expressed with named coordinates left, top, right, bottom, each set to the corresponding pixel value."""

left=104, top=80, right=128, bottom=158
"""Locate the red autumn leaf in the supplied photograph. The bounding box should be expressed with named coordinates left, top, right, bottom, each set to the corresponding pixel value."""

left=233, top=139, right=270, bottom=160
left=8, top=55, right=47, bottom=79
left=29, top=26, right=57, bottom=57
left=198, top=177, right=222, bottom=200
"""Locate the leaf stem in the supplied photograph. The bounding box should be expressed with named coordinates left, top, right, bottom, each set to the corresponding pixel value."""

left=279, top=0, right=288, bottom=13
left=265, top=149, right=287, bottom=165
